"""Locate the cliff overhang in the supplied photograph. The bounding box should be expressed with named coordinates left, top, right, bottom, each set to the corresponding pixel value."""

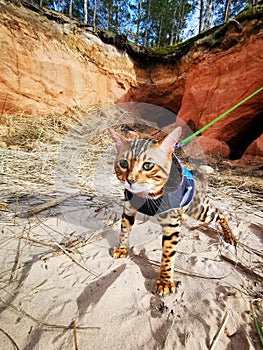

left=0, top=0, right=262, bottom=161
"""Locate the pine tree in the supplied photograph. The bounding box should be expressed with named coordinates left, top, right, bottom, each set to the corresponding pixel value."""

left=41, top=0, right=250, bottom=45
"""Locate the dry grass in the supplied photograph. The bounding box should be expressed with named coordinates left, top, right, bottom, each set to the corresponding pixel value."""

left=1, top=107, right=262, bottom=206
left=209, top=157, right=263, bottom=193
left=0, top=110, right=78, bottom=202
left=1, top=112, right=76, bottom=149
left=0, top=106, right=123, bottom=203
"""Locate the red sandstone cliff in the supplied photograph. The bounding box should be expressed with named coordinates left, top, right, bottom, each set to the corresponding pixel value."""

left=0, top=0, right=136, bottom=114
left=0, top=0, right=262, bottom=161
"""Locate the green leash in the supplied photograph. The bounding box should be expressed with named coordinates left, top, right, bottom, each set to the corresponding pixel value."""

left=181, top=86, right=263, bottom=146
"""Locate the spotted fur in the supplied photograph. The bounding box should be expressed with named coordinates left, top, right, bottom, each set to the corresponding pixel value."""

left=110, top=127, right=237, bottom=295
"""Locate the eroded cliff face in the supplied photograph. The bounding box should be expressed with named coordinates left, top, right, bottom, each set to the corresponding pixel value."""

left=127, top=17, right=263, bottom=161
left=0, top=0, right=262, bottom=161
left=0, top=0, right=136, bottom=114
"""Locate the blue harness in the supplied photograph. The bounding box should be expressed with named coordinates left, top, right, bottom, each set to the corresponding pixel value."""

left=126, top=154, right=194, bottom=216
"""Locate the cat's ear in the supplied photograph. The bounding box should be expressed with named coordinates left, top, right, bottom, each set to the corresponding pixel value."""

left=109, top=129, right=129, bottom=151
left=158, top=127, right=182, bottom=155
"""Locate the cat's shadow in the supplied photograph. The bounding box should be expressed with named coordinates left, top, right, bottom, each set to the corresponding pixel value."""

left=130, top=248, right=179, bottom=321
left=129, top=247, right=158, bottom=293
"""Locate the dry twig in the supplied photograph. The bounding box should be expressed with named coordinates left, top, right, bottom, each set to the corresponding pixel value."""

left=209, top=311, right=229, bottom=350
left=73, top=320, right=78, bottom=350
left=0, top=295, right=100, bottom=331
left=54, top=242, right=99, bottom=277
left=0, top=328, right=20, bottom=350
left=18, top=195, right=73, bottom=218
left=221, top=254, right=263, bottom=281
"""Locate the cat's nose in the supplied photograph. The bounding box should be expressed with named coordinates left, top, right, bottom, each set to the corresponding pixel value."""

left=127, top=178, right=136, bottom=186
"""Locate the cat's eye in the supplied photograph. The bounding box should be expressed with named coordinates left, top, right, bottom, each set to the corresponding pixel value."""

left=119, top=159, right=129, bottom=169
left=143, top=162, right=155, bottom=171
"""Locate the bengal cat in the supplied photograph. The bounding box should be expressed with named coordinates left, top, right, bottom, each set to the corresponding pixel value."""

left=110, top=126, right=237, bottom=296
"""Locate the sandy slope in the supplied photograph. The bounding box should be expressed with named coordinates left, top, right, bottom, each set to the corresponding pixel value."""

left=0, top=187, right=262, bottom=350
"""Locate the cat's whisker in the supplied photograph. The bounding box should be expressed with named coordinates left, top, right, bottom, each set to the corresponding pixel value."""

left=145, top=197, right=158, bottom=215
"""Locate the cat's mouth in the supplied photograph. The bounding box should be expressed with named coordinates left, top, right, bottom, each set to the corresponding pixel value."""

left=124, top=181, right=153, bottom=195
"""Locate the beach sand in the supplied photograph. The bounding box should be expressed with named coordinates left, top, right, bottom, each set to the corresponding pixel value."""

left=0, top=186, right=262, bottom=350
left=0, top=108, right=262, bottom=349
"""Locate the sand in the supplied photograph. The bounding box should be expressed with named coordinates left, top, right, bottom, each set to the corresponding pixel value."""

left=0, top=106, right=262, bottom=349
left=0, top=184, right=262, bottom=350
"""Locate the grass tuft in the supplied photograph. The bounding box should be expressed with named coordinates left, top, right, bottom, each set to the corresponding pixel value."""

left=250, top=301, right=263, bottom=346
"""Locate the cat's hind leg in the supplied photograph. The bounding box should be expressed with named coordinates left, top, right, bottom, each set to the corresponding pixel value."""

left=215, top=212, right=237, bottom=247
left=186, top=191, right=237, bottom=246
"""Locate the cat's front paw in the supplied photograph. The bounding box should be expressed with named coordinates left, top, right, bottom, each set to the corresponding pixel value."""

left=154, top=279, right=175, bottom=296
left=111, top=247, right=128, bottom=259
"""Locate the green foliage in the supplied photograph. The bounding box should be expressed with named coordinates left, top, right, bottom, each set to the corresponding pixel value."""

left=32, top=0, right=255, bottom=48
left=135, top=0, right=194, bottom=46
left=250, top=302, right=263, bottom=347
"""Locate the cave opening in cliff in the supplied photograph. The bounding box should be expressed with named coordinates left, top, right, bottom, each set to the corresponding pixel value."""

left=155, top=107, right=178, bottom=128
left=227, top=112, right=263, bottom=160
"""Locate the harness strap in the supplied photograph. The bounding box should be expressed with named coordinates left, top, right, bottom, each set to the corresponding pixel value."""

left=181, top=86, right=263, bottom=146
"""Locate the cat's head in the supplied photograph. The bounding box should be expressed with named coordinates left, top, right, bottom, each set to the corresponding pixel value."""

left=110, top=127, right=182, bottom=197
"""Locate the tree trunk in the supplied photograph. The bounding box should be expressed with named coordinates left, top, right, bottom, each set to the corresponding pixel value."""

left=176, top=0, right=185, bottom=43
left=93, top=0, right=97, bottom=30
left=136, top=0, right=142, bottom=44
left=143, top=0, right=151, bottom=46
left=69, top=0, right=73, bottom=17
left=224, top=0, right=231, bottom=22
left=115, top=4, right=119, bottom=29
left=204, top=0, right=214, bottom=29
left=84, top=0, right=88, bottom=24
left=157, top=18, right=163, bottom=47
left=169, top=2, right=177, bottom=45
left=108, top=2, right=113, bottom=31
left=199, top=0, right=204, bottom=33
